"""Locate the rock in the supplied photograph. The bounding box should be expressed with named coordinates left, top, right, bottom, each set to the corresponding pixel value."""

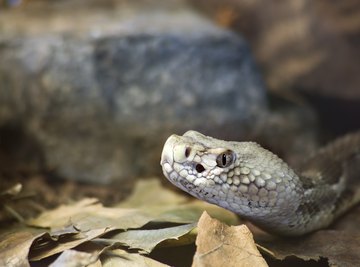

left=190, top=0, right=360, bottom=134
left=0, top=0, right=269, bottom=183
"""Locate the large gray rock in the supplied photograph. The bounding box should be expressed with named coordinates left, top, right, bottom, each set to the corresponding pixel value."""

left=0, top=0, right=269, bottom=183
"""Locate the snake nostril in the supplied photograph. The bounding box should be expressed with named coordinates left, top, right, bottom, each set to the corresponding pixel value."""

left=195, top=164, right=205, bottom=173
left=185, top=147, right=191, bottom=158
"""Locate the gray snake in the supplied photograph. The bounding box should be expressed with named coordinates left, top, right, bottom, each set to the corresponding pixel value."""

left=160, top=130, right=360, bottom=236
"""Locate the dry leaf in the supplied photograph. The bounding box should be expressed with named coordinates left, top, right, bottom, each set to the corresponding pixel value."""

left=49, top=249, right=99, bottom=267
left=101, top=248, right=169, bottom=267
left=27, top=198, right=154, bottom=231
left=27, top=179, right=238, bottom=233
left=0, top=183, right=22, bottom=199
left=1, top=178, right=239, bottom=266
left=29, top=228, right=110, bottom=261
left=0, top=231, right=38, bottom=267
left=87, top=260, right=103, bottom=267
left=118, top=179, right=187, bottom=208
left=119, top=179, right=240, bottom=226
left=27, top=198, right=98, bottom=229
left=107, top=223, right=196, bottom=253
left=192, top=212, right=268, bottom=267
left=256, top=230, right=360, bottom=267
left=251, top=204, right=360, bottom=267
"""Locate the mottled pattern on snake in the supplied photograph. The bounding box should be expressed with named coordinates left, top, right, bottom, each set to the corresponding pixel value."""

left=160, top=130, right=360, bottom=236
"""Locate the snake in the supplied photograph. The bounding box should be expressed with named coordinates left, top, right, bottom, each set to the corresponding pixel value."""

left=160, top=130, right=360, bottom=236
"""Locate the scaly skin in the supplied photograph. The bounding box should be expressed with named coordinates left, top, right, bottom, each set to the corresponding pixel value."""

left=160, top=130, right=360, bottom=236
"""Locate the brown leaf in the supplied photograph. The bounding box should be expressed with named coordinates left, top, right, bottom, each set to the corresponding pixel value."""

left=49, top=249, right=99, bottom=267
left=256, top=230, right=360, bottom=267
left=27, top=198, right=154, bottom=231
left=118, top=179, right=187, bottom=208
left=0, top=231, right=39, bottom=267
left=101, top=248, right=169, bottom=267
left=0, top=183, right=23, bottom=221
left=1, top=179, right=239, bottom=266
left=251, top=203, right=360, bottom=267
left=192, top=212, right=268, bottom=267
left=119, top=179, right=240, bottom=225
left=107, top=223, right=196, bottom=254
left=333, top=204, right=360, bottom=233
left=29, top=228, right=110, bottom=261
left=0, top=183, right=22, bottom=199
left=27, top=198, right=98, bottom=229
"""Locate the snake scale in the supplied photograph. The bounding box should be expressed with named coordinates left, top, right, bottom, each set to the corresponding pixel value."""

left=160, top=130, right=360, bottom=236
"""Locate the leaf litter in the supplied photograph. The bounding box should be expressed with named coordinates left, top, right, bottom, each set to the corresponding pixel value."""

left=1, top=178, right=360, bottom=266
left=192, top=211, right=268, bottom=267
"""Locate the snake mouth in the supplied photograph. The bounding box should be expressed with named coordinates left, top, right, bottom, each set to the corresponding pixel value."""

left=160, top=134, right=177, bottom=166
left=161, top=134, right=185, bottom=185
left=161, top=133, right=195, bottom=167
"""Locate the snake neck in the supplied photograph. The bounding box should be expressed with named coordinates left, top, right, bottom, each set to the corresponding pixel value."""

left=220, top=143, right=311, bottom=234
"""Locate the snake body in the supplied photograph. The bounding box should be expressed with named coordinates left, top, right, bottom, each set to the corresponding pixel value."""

left=160, top=130, right=360, bottom=236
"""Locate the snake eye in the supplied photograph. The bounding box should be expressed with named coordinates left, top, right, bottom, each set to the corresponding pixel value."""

left=216, top=151, right=234, bottom=168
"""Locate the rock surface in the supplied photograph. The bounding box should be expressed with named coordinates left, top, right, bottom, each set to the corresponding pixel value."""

left=0, top=0, right=274, bottom=183
left=190, top=0, right=360, bottom=134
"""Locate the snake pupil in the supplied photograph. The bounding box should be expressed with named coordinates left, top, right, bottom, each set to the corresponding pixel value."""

left=222, top=154, right=227, bottom=166
left=216, top=151, right=234, bottom=168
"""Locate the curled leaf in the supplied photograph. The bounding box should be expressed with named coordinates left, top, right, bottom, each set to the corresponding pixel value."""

left=192, top=212, right=268, bottom=267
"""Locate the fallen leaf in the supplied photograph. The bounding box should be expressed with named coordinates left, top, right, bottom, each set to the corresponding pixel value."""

left=27, top=198, right=154, bottom=231
left=29, top=228, right=110, bottom=261
left=27, top=198, right=99, bottom=229
left=1, top=179, right=239, bottom=266
left=118, top=179, right=187, bottom=208
left=101, top=248, right=169, bottom=267
left=87, top=260, right=103, bottom=267
left=158, top=200, right=240, bottom=225
left=192, top=212, right=268, bottom=267
left=0, top=183, right=22, bottom=199
left=256, top=230, right=360, bottom=267
left=0, top=231, right=40, bottom=267
left=332, top=204, right=360, bottom=233
left=0, top=183, right=24, bottom=221
left=45, top=239, right=109, bottom=267
left=119, top=179, right=240, bottom=225
left=107, top=223, right=197, bottom=254
left=49, top=249, right=99, bottom=267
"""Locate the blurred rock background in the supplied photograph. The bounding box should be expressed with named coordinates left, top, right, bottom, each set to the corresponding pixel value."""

left=0, top=0, right=358, bottom=185
left=190, top=0, right=360, bottom=133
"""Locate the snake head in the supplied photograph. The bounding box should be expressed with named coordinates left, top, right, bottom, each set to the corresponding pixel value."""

left=161, top=130, right=303, bottom=225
